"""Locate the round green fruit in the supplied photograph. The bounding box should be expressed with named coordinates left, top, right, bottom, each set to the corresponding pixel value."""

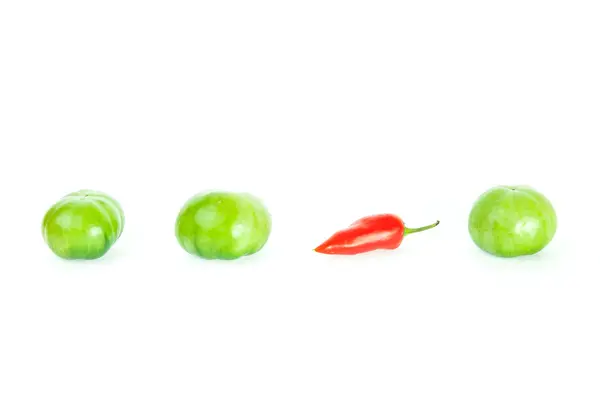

left=175, top=191, right=271, bottom=260
left=468, top=185, right=557, bottom=257
left=42, top=190, right=125, bottom=260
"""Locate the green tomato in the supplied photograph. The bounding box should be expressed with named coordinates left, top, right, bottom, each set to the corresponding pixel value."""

left=468, top=185, right=557, bottom=257
left=42, top=190, right=125, bottom=260
left=175, top=191, right=271, bottom=260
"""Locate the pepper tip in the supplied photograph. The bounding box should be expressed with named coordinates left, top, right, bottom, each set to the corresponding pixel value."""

left=313, top=243, right=329, bottom=254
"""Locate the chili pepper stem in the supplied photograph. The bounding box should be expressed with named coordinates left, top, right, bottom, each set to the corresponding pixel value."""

left=404, top=220, right=440, bottom=235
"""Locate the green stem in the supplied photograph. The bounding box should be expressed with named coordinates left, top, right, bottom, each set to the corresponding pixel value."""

left=404, top=220, right=440, bottom=235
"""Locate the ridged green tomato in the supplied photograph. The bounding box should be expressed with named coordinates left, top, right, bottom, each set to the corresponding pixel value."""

left=468, top=185, right=557, bottom=257
left=42, top=190, right=125, bottom=260
left=175, top=191, right=271, bottom=260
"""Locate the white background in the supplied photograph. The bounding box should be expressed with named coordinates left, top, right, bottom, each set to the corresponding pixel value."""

left=1, top=1, right=599, bottom=399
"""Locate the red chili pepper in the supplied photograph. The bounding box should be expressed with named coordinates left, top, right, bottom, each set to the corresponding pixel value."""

left=314, top=214, right=439, bottom=255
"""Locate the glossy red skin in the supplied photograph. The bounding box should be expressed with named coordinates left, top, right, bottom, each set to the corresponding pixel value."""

left=314, top=214, right=406, bottom=255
